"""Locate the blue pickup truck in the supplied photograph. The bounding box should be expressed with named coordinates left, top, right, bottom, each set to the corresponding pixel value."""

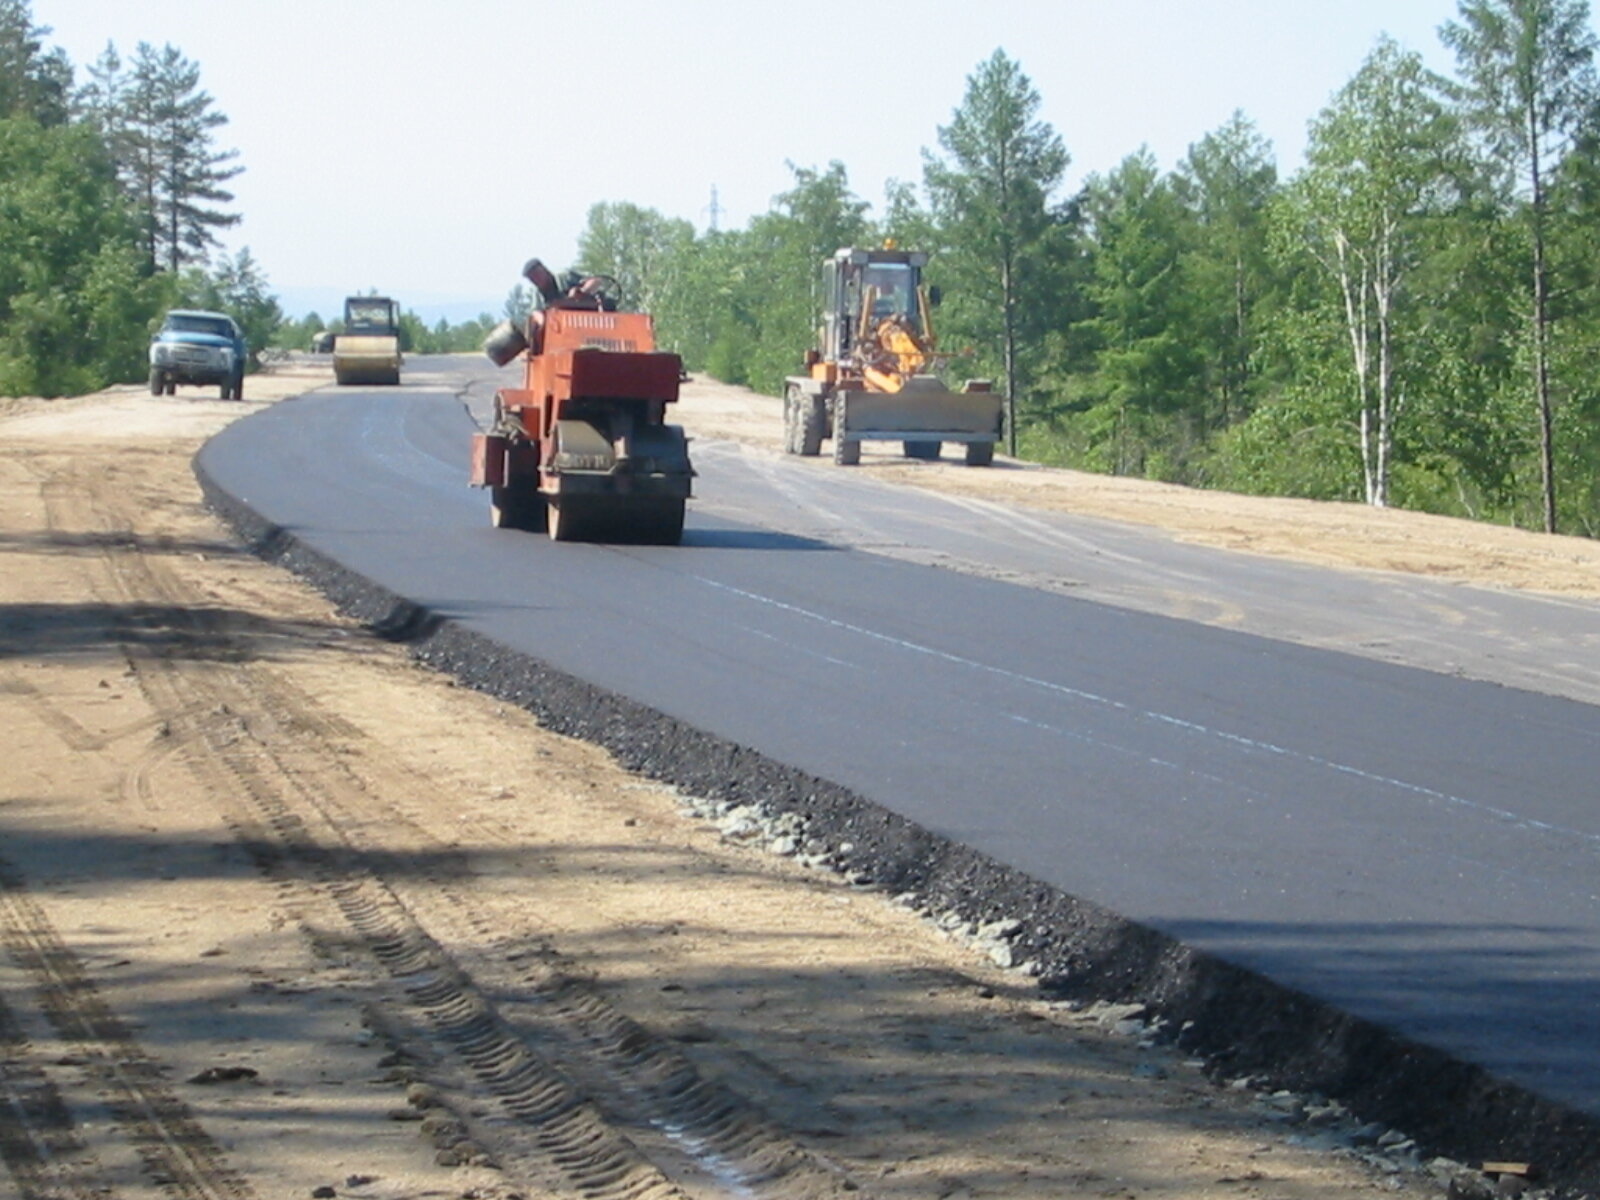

left=149, top=309, right=248, bottom=400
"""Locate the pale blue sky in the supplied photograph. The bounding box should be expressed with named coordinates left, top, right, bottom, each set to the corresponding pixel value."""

left=35, top=0, right=1539, bottom=320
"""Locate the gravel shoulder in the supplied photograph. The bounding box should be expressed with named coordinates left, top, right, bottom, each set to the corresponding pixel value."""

left=2, top=358, right=1574, bottom=1199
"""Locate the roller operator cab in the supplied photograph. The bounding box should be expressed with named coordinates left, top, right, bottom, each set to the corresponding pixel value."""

left=785, top=246, right=1001, bottom=466
left=469, top=258, right=694, bottom=545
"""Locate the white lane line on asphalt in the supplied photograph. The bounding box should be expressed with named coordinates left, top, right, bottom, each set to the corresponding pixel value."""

left=693, top=574, right=1599, bottom=851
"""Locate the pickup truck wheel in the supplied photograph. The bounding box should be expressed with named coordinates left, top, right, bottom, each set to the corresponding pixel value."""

left=149, top=369, right=163, bottom=396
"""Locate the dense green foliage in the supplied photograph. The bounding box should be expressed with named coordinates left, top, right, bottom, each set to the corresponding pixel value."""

left=576, top=11, right=1600, bottom=537
left=0, top=115, right=158, bottom=394
left=79, top=40, right=243, bottom=274
left=9, top=2, right=1600, bottom=536
left=0, top=2, right=266, bottom=395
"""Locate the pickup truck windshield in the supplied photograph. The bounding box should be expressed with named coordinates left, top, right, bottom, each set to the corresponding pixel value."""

left=166, top=315, right=235, bottom=338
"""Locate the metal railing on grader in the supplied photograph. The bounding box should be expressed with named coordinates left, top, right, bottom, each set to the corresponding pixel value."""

left=470, top=259, right=694, bottom=545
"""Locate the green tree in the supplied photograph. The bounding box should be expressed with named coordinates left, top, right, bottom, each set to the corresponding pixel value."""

left=502, top=283, right=535, bottom=325
left=577, top=201, right=697, bottom=316
left=0, top=117, right=154, bottom=395
left=0, top=0, right=70, bottom=125
left=201, top=248, right=281, bottom=367
left=1067, top=149, right=1205, bottom=479
left=646, top=164, right=871, bottom=392
left=1443, top=0, right=1600, bottom=531
left=738, top=161, right=872, bottom=392
left=1278, top=37, right=1463, bottom=507
left=119, top=42, right=242, bottom=274
left=1174, top=111, right=1280, bottom=436
left=923, top=49, right=1069, bottom=452
left=651, top=227, right=747, bottom=376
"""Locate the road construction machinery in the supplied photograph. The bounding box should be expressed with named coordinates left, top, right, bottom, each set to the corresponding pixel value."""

left=333, top=295, right=403, bottom=385
left=470, top=259, right=694, bottom=544
left=785, top=246, right=1001, bottom=466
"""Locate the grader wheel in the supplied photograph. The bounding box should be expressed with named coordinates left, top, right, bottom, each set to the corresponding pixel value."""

left=800, top=395, right=826, bottom=457
left=783, top=386, right=801, bottom=455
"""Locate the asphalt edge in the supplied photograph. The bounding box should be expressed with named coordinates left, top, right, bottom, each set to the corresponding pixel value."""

left=191, top=449, right=1600, bottom=1197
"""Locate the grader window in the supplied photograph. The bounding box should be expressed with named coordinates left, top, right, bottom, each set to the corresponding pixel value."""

left=861, top=263, right=919, bottom=330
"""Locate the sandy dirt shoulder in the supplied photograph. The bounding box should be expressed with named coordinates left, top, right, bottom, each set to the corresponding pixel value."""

left=675, top=374, right=1600, bottom=600
left=0, top=359, right=1533, bottom=1199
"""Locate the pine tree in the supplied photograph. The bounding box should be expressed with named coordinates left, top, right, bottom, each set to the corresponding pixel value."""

left=0, top=0, right=71, bottom=125
left=1174, top=112, right=1279, bottom=435
left=120, top=42, right=242, bottom=274
left=1443, top=0, right=1600, bottom=532
left=922, top=50, right=1069, bottom=453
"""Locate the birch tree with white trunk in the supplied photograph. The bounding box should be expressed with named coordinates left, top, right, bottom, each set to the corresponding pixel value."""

left=1284, top=38, right=1460, bottom=507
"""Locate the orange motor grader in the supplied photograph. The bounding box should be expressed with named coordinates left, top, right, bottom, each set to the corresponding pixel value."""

left=470, top=259, right=693, bottom=544
left=784, top=245, right=1001, bottom=466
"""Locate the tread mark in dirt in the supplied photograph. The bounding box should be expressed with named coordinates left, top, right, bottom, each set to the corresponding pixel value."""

left=0, top=985, right=107, bottom=1200
left=52, top=462, right=873, bottom=1199
left=0, top=665, right=168, bottom=754
left=0, top=857, right=257, bottom=1200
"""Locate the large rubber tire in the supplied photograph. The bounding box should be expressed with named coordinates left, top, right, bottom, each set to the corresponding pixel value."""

left=782, top=386, right=802, bottom=455
left=165, top=380, right=177, bottom=395
left=547, top=499, right=587, bottom=542
left=149, top=369, right=163, bottom=396
left=834, top=436, right=860, bottom=466
left=639, top=499, right=686, bottom=545
left=965, top=440, right=995, bottom=467
left=229, top=373, right=245, bottom=401
left=800, top=396, right=827, bottom=456
left=490, top=479, right=547, bottom=531
left=800, top=395, right=826, bottom=456
left=905, top=441, right=941, bottom=461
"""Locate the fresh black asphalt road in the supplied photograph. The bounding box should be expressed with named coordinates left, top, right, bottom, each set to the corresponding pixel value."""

left=198, top=358, right=1600, bottom=1119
